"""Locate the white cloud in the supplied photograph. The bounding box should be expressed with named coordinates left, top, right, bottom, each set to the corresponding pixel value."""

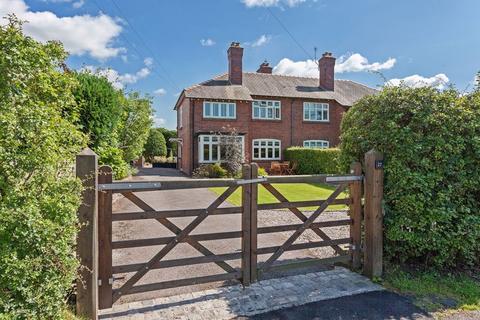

left=242, top=0, right=306, bottom=7
left=386, top=74, right=450, bottom=90
left=273, top=58, right=318, bottom=77
left=0, top=0, right=124, bottom=60
left=200, top=38, right=216, bottom=46
left=83, top=59, right=152, bottom=89
left=272, top=53, right=396, bottom=77
left=72, top=0, right=84, bottom=9
left=154, top=88, right=167, bottom=96
left=152, top=115, right=166, bottom=128
left=250, top=34, right=271, bottom=47
left=335, top=53, right=396, bottom=73
left=143, top=57, right=154, bottom=66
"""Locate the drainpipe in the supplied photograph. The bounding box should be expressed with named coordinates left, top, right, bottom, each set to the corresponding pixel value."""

left=190, top=99, right=195, bottom=175
left=290, top=99, right=295, bottom=146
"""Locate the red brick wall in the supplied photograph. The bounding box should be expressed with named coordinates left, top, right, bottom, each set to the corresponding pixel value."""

left=179, top=96, right=346, bottom=174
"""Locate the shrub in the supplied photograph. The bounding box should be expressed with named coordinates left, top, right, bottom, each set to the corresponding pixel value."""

left=340, top=86, right=480, bottom=268
left=0, top=17, right=86, bottom=318
left=284, top=147, right=343, bottom=174
left=257, top=167, right=269, bottom=177
left=143, top=129, right=167, bottom=163
left=96, top=144, right=131, bottom=180
left=192, top=164, right=228, bottom=178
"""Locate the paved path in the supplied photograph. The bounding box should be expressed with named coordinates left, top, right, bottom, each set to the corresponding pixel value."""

left=99, top=267, right=384, bottom=320
left=111, top=168, right=349, bottom=304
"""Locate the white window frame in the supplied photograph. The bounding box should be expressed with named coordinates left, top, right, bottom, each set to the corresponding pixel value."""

left=303, top=102, right=329, bottom=122
left=203, top=101, right=236, bottom=119
left=303, top=140, right=329, bottom=149
left=252, top=139, right=281, bottom=160
left=198, top=134, right=245, bottom=163
left=252, top=100, right=281, bottom=120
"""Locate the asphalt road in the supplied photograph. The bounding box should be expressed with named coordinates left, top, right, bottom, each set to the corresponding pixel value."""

left=239, top=291, right=431, bottom=320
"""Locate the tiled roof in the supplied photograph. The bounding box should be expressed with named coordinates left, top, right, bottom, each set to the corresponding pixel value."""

left=180, top=72, right=377, bottom=107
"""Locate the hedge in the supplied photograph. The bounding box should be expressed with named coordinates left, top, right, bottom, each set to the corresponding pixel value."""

left=340, top=85, right=480, bottom=268
left=284, top=147, right=343, bottom=174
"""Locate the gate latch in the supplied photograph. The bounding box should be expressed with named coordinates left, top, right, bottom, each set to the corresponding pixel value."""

left=236, top=177, right=267, bottom=185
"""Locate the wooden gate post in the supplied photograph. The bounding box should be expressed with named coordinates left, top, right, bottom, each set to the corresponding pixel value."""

left=76, top=148, right=99, bottom=319
left=349, top=162, right=363, bottom=270
left=250, top=163, right=259, bottom=283
left=364, top=149, right=384, bottom=278
left=241, top=164, right=252, bottom=286
left=98, top=166, right=113, bottom=309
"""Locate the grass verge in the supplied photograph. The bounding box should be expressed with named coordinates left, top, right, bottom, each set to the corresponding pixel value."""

left=383, top=266, right=480, bottom=313
left=210, top=183, right=348, bottom=211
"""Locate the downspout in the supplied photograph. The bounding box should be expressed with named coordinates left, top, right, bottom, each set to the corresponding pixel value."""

left=190, top=99, right=195, bottom=174
left=290, top=98, right=295, bottom=146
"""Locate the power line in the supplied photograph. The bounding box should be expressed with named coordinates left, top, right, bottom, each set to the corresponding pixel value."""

left=267, top=7, right=318, bottom=65
left=89, top=0, right=179, bottom=92
left=108, top=0, right=180, bottom=91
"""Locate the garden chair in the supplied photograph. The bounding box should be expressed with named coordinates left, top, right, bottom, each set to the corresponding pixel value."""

left=284, top=161, right=298, bottom=175
left=270, top=161, right=282, bottom=175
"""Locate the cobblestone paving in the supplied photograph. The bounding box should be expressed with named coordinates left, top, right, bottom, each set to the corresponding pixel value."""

left=99, top=267, right=383, bottom=320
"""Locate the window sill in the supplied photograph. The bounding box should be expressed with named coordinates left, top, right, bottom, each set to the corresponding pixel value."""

left=202, top=117, right=237, bottom=121
left=302, top=120, right=330, bottom=124
left=251, top=118, right=282, bottom=122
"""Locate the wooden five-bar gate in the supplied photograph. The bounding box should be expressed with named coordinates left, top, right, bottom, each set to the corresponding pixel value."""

left=75, top=149, right=384, bottom=319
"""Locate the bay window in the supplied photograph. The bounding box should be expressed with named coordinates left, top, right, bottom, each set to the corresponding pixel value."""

left=252, top=139, right=281, bottom=160
left=198, top=135, right=244, bottom=163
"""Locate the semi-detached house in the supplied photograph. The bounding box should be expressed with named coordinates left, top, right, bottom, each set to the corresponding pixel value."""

left=174, top=42, right=376, bottom=175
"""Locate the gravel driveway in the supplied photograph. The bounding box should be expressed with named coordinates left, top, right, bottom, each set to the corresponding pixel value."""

left=110, top=168, right=349, bottom=304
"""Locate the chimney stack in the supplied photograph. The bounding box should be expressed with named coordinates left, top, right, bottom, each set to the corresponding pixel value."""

left=257, top=60, right=272, bottom=74
left=228, top=42, right=243, bottom=85
left=319, top=52, right=335, bottom=91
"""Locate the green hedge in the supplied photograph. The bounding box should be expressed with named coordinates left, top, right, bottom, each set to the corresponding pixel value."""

left=284, top=147, right=343, bottom=174
left=340, top=85, right=480, bottom=268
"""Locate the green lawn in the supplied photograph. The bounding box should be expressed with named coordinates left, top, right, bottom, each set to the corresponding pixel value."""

left=383, top=266, right=480, bottom=312
left=210, top=183, right=348, bottom=211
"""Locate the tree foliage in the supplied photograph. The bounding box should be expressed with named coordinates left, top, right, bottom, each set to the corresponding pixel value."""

left=157, top=127, right=177, bottom=156
left=0, top=16, right=86, bottom=318
left=73, top=71, right=122, bottom=148
left=340, top=86, right=480, bottom=268
left=118, top=93, right=153, bottom=163
left=143, top=128, right=167, bottom=162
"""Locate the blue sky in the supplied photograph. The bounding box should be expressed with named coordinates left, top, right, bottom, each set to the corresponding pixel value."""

left=2, top=0, right=479, bottom=129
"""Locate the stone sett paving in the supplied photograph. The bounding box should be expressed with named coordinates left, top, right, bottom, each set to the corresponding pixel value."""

left=99, top=267, right=384, bottom=320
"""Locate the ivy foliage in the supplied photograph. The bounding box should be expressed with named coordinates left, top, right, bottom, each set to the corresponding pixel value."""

left=340, top=86, right=480, bottom=268
left=0, top=17, right=86, bottom=318
left=143, top=128, right=167, bottom=162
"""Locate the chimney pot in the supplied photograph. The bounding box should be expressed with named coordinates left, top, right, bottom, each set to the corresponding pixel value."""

left=257, top=60, right=273, bottom=74
left=319, top=52, right=336, bottom=91
left=228, top=42, right=243, bottom=85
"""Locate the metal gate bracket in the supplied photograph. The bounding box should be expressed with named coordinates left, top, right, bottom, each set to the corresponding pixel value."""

left=236, top=177, right=267, bottom=185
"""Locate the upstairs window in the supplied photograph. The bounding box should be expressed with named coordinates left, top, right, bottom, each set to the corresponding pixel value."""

left=203, top=101, right=236, bottom=119
left=303, top=140, right=329, bottom=149
left=252, top=100, right=281, bottom=120
left=303, top=102, right=329, bottom=122
left=252, top=139, right=281, bottom=160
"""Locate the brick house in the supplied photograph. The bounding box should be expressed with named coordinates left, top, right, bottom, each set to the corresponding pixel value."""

left=174, top=42, right=376, bottom=175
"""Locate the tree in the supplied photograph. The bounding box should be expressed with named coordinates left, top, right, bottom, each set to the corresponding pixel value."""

left=216, top=130, right=243, bottom=176
left=157, top=128, right=177, bottom=156
left=0, top=16, right=86, bottom=318
left=143, top=129, right=167, bottom=162
left=118, top=92, right=153, bottom=162
left=73, top=71, right=123, bottom=148
left=340, top=85, right=480, bottom=268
